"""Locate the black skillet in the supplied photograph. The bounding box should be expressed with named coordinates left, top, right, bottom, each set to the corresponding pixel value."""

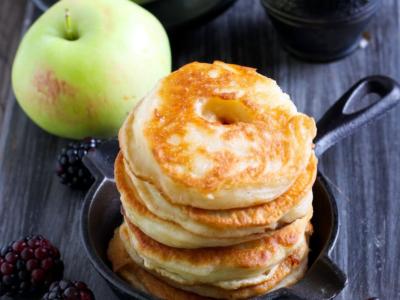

left=31, top=0, right=237, bottom=32
left=80, top=75, right=400, bottom=300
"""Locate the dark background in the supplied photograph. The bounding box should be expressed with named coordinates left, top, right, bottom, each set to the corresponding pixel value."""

left=0, top=0, right=399, bottom=299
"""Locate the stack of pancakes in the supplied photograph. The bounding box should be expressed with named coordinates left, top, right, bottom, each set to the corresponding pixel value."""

left=108, top=61, right=317, bottom=299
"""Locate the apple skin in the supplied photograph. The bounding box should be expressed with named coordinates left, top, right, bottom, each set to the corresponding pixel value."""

left=12, top=0, right=171, bottom=139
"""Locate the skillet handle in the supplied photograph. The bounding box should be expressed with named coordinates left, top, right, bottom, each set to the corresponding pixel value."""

left=281, top=255, right=347, bottom=300
left=314, top=75, right=400, bottom=157
left=83, top=139, right=119, bottom=182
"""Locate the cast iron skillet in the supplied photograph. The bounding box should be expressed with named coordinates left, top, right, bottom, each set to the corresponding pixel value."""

left=81, top=75, right=400, bottom=300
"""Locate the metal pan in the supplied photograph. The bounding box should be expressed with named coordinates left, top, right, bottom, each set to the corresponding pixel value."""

left=30, top=0, right=237, bottom=32
left=81, top=75, right=400, bottom=300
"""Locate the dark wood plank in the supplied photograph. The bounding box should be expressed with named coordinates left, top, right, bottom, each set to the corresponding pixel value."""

left=0, top=1, right=399, bottom=299
left=0, top=0, right=28, bottom=132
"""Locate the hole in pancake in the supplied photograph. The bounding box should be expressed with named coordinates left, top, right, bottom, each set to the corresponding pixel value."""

left=197, top=97, right=254, bottom=125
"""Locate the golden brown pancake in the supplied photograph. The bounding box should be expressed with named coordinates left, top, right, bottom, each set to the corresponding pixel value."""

left=119, top=61, right=317, bottom=210
left=118, top=168, right=268, bottom=248
left=108, top=226, right=309, bottom=299
left=158, top=253, right=308, bottom=299
left=121, top=214, right=311, bottom=287
left=119, top=178, right=312, bottom=249
left=108, top=228, right=210, bottom=300
left=115, top=155, right=316, bottom=248
left=119, top=152, right=317, bottom=230
left=112, top=61, right=317, bottom=299
left=115, top=152, right=316, bottom=248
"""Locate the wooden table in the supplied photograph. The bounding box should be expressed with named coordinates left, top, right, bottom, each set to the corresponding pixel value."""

left=1, top=1, right=399, bottom=299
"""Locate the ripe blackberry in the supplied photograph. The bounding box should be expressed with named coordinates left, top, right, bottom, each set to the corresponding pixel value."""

left=0, top=235, right=63, bottom=297
left=42, top=280, right=95, bottom=300
left=56, top=138, right=102, bottom=189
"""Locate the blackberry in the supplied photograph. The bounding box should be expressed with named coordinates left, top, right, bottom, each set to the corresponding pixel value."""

left=56, top=138, right=102, bottom=189
left=0, top=235, right=63, bottom=297
left=42, top=280, right=95, bottom=300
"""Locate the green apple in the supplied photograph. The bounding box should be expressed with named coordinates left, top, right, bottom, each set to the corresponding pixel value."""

left=12, top=0, right=171, bottom=139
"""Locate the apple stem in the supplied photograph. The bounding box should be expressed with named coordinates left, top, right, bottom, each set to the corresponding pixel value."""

left=64, top=9, right=75, bottom=40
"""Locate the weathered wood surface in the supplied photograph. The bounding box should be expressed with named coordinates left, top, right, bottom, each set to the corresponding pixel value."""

left=0, top=0, right=399, bottom=299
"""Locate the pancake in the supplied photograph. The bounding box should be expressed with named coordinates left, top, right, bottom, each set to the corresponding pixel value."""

left=163, top=252, right=308, bottom=299
left=120, top=211, right=312, bottom=287
left=108, top=228, right=210, bottom=300
left=108, top=226, right=309, bottom=299
left=118, top=152, right=317, bottom=233
left=112, top=61, right=317, bottom=298
left=119, top=180, right=269, bottom=248
left=119, top=180, right=312, bottom=249
left=119, top=61, right=317, bottom=210
left=116, top=152, right=316, bottom=248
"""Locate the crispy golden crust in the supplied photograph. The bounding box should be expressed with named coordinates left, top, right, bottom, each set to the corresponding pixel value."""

left=108, top=227, right=308, bottom=299
left=108, top=229, right=210, bottom=300
left=118, top=152, right=317, bottom=229
left=119, top=61, right=317, bottom=209
left=124, top=217, right=311, bottom=270
left=155, top=248, right=308, bottom=299
left=116, top=152, right=313, bottom=248
left=147, top=62, right=315, bottom=190
left=116, top=152, right=273, bottom=247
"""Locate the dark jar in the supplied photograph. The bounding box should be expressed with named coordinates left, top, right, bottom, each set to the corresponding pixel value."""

left=260, top=0, right=380, bottom=62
